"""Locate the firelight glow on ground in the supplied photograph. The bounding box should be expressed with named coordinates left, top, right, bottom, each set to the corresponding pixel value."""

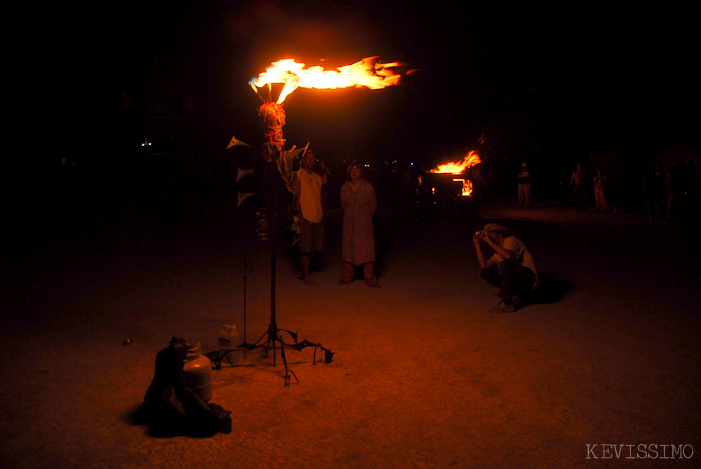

left=0, top=201, right=699, bottom=467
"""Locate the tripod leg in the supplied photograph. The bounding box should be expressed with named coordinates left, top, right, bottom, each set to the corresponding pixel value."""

left=284, top=369, right=299, bottom=386
left=277, top=332, right=298, bottom=386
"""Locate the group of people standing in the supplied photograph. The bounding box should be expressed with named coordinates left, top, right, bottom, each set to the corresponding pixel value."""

left=520, top=161, right=613, bottom=213
left=290, top=150, right=539, bottom=313
left=641, top=161, right=694, bottom=224
left=568, top=163, right=610, bottom=213
left=291, top=151, right=379, bottom=288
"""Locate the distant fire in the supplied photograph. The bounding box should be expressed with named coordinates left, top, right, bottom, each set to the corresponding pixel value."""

left=430, top=150, right=481, bottom=174
left=250, top=57, right=410, bottom=104
left=429, top=150, right=481, bottom=196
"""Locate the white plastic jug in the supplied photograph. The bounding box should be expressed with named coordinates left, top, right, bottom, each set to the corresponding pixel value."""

left=219, top=324, right=240, bottom=365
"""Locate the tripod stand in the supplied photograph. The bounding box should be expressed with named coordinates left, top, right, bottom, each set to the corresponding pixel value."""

left=222, top=145, right=333, bottom=386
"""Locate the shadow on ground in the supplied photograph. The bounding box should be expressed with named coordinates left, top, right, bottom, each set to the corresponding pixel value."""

left=531, top=271, right=572, bottom=305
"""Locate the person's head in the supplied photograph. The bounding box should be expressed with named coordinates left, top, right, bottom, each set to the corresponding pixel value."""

left=521, top=161, right=528, bottom=169
left=302, top=150, right=316, bottom=171
left=347, top=160, right=363, bottom=180
left=484, top=223, right=510, bottom=243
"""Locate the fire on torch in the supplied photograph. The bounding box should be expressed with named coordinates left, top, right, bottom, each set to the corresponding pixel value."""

left=249, top=56, right=411, bottom=105
left=245, top=57, right=414, bottom=192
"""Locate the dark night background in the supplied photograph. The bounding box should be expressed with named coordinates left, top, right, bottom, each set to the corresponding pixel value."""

left=2, top=4, right=699, bottom=464
left=26, top=1, right=699, bottom=224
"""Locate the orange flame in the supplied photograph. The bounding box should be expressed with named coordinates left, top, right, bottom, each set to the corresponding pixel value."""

left=453, top=178, right=473, bottom=196
left=429, top=150, right=482, bottom=196
left=250, top=57, right=407, bottom=104
left=429, top=150, right=481, bottom=174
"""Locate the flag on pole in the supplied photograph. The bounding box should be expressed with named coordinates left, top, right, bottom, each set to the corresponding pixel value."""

left=227, top=136, right=252, bottom=149
left=236, top=168, right=255, bottom=182
left=237, top=192, right=256, bottom=207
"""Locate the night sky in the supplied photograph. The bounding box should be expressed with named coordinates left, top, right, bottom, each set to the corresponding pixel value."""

left=46, top=1, right=697, bottom=194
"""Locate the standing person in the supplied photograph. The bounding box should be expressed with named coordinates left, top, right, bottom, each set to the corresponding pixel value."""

left=338, top=161, right=380, bottom=288
left=664, top=161, right=686, bottom=223
left=517, top=161, right=531, bottom=209
left=642, top=164, right=665, bottom=224
left=473, top=224, right=538, bottom=313
left=569, top=163, right=586, bottom=212
left=593, top=168, right=608, bottom=212
left=292, top=150, right=328, bottom=286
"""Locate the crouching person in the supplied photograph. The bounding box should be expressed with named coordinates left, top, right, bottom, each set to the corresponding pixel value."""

left=473, top=224, right=539, bottom=313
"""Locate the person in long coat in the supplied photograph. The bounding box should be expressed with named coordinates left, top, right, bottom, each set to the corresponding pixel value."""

left=338, top=161, right=380, bottom=287
left=593, top=168, right=608, bottom=212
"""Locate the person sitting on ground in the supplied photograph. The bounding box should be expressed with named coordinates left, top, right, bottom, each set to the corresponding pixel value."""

left=473, top=223, right=539, bottom=313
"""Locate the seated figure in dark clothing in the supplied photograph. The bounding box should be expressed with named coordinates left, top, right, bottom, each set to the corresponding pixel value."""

left=473, top=224, right=539, bottom=313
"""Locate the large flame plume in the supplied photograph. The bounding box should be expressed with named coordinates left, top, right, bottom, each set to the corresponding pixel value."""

left=430, top=150, right=481, bottom=174
left=250, top=57, right=409, bottom=104
left=429, top=150, right=482, bottom=197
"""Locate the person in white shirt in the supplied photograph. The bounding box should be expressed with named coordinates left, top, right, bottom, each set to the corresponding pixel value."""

left=473, top=223, right=538, bottom=313
left=292, top=150, right=328, bottom=286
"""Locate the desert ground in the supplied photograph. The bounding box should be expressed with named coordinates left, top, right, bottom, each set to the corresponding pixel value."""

left=1, top=194, right=699, bottom=468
